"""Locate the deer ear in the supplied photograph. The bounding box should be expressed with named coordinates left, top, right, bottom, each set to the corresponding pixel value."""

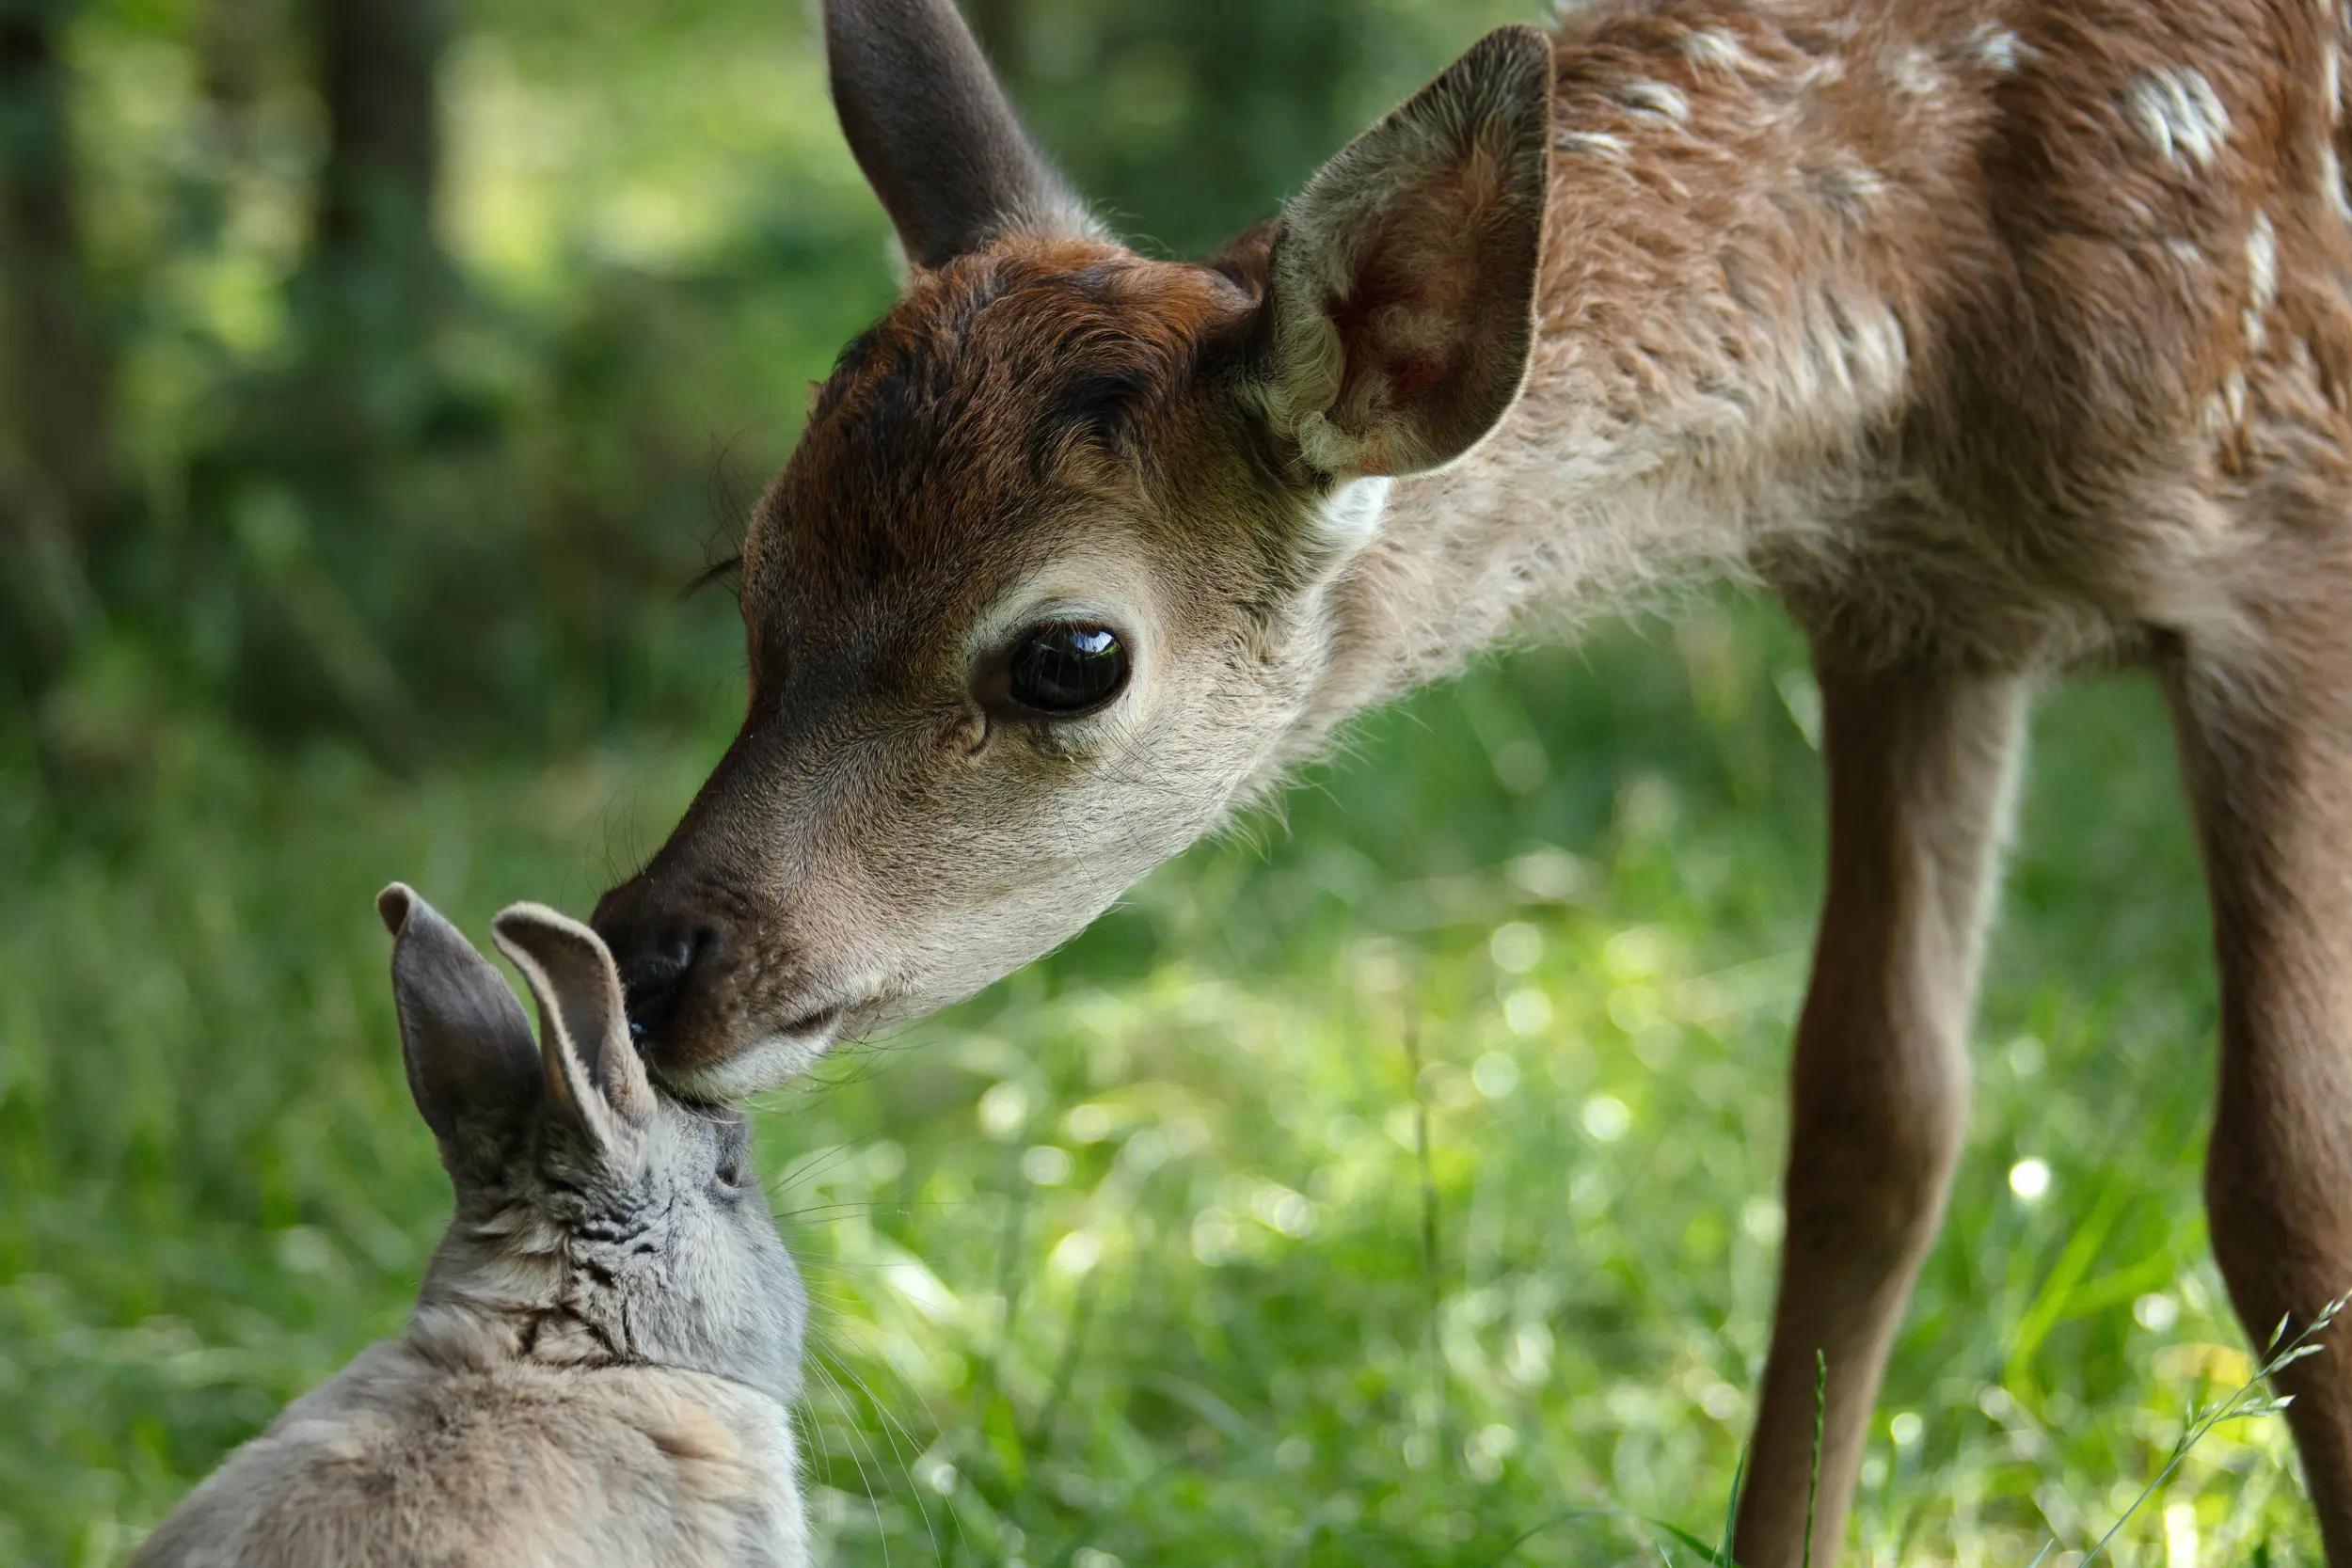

left=1256, top=25, right=1551, bottom=481
left=824, top=0, right=1097, bottom=270
left=493, top=903, right=655, bottom=1159
left=379, top=884, right=539, bottom=1149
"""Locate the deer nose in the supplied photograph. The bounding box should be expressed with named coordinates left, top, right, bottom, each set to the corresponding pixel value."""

left=594, top=890, right=720, bottom=1051
left=616, top=927, right=715, bottom=1049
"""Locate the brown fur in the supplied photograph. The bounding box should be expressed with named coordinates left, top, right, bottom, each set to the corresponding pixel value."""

left=596, top=2, right=2352, bottom=1560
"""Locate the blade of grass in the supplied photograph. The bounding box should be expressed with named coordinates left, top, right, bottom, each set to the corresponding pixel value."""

left=1802, top=1352, right=1825, bottom=1568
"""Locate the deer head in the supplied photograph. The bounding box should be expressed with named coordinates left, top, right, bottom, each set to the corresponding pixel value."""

left=595, top=0, right=1552, bottom=1096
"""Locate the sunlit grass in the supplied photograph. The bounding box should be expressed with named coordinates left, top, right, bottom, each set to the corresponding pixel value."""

left=2, top=605, right=2318, bottom=1565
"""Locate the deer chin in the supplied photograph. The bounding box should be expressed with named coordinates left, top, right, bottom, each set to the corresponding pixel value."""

left=656, top=1014, right=843, bottom=1102
left=650, top=985, right=882, bottom=1100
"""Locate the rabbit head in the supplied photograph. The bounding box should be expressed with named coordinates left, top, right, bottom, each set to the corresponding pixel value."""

left=377, top=884, right=806, bottom=1407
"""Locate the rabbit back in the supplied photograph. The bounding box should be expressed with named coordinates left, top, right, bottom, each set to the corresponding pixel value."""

left=131, top=1339, right=805, bottom=1568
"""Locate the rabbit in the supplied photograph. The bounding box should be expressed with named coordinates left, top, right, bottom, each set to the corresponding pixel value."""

left=132, top=886, right=810, bottom=1568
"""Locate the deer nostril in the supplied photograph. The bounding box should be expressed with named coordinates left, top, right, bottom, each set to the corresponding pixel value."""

left=616, top=926, right=717, bottom=1050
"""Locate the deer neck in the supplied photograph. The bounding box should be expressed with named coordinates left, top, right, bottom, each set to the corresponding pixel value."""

left=1286, top=0, right=2005, bottom=758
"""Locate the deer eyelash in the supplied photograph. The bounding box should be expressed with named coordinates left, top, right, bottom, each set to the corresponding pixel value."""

left=680, top=554, right=742, bottom=602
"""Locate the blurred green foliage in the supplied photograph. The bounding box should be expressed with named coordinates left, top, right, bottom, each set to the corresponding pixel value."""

left=5, top=0, right=1527, bottom=763
left=0, top=0, right=2326, bottom=1563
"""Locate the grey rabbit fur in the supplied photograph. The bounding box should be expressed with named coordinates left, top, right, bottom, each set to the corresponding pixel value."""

left=131, top=885, right=810, bottom=1567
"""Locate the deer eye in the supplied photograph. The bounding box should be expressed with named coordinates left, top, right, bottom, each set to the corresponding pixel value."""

left=1008, top=623, right=1129, bottom=715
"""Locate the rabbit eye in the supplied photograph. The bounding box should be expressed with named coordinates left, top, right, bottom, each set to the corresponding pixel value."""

left=711, top=1135, right=751, bottom=1194
left=707, top=1117, right=754, bottom=1198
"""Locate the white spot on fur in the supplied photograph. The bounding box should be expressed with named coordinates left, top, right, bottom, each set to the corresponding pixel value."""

left=1790, top=289, right=1910, bottom=411
left=2326, top=144, right=2352, bottom=221
left=1837, top=302, right=1909, bottom=401
left=1851, top=344, right=1907, bottom=410
left=1796, top=55, right=1847, bottom=90
left=2248, top=212, right=2279, bottom=308
left=1811, top=159, right=1886, bottom=223
left=2325, top=48, right=2342, bottom=122
left=2200, top=390, right=2230, bottom=442
left=2205, top=368, right=2252, bottom=467
left=1556, top=130, right=1630, bottom=161
left=1617, top=79, right=1691, bottom=124
left=1965, top=24, right=2032, bottom=73
left=2243, top=213, right=2278, bottom=353
left=1888, top=46, right=1944, bottom=97
left=1680, top=27, right=1758, bottom=74
left=2124, top=68, right=2232, bottom=170
left=1310, top=476, right=1394, bottom=550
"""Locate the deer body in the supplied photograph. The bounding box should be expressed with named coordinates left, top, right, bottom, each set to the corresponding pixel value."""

left=594, top=1, right=2352, bottom=1560
left=1330, top=0, right=2352, bottom=722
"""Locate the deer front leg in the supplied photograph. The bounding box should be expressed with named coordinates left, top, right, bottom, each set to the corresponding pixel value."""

left=1731, top=651, right=2027, bottom=1568
left=2168, top=616, right=2352, bottom=1563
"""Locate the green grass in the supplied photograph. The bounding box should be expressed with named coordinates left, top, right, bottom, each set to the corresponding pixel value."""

left=2, top=601, right=2320, bottom=1566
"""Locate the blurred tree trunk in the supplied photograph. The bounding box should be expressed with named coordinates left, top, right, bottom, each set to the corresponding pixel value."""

left=283, top=0, right=448, bottom=544
left=239, top=0, right=449, bottom=756
left=294, top=0, right=449, bottom=410
left=200, top=0, right=268, bottom=159
left=309, top=0, right=444, bottom=279
left=0, top=0, right=113, bottom=700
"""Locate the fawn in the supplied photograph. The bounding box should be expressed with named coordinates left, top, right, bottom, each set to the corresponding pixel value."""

left=588, top=0, right=2352, bottom=1559
left=135, top=892, right=808, bottom=1567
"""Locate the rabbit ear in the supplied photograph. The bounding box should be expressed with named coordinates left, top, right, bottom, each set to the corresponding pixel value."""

left=492, top=902, right=655, bottom=1159
left=379, top=884, right=540, bottom=1148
